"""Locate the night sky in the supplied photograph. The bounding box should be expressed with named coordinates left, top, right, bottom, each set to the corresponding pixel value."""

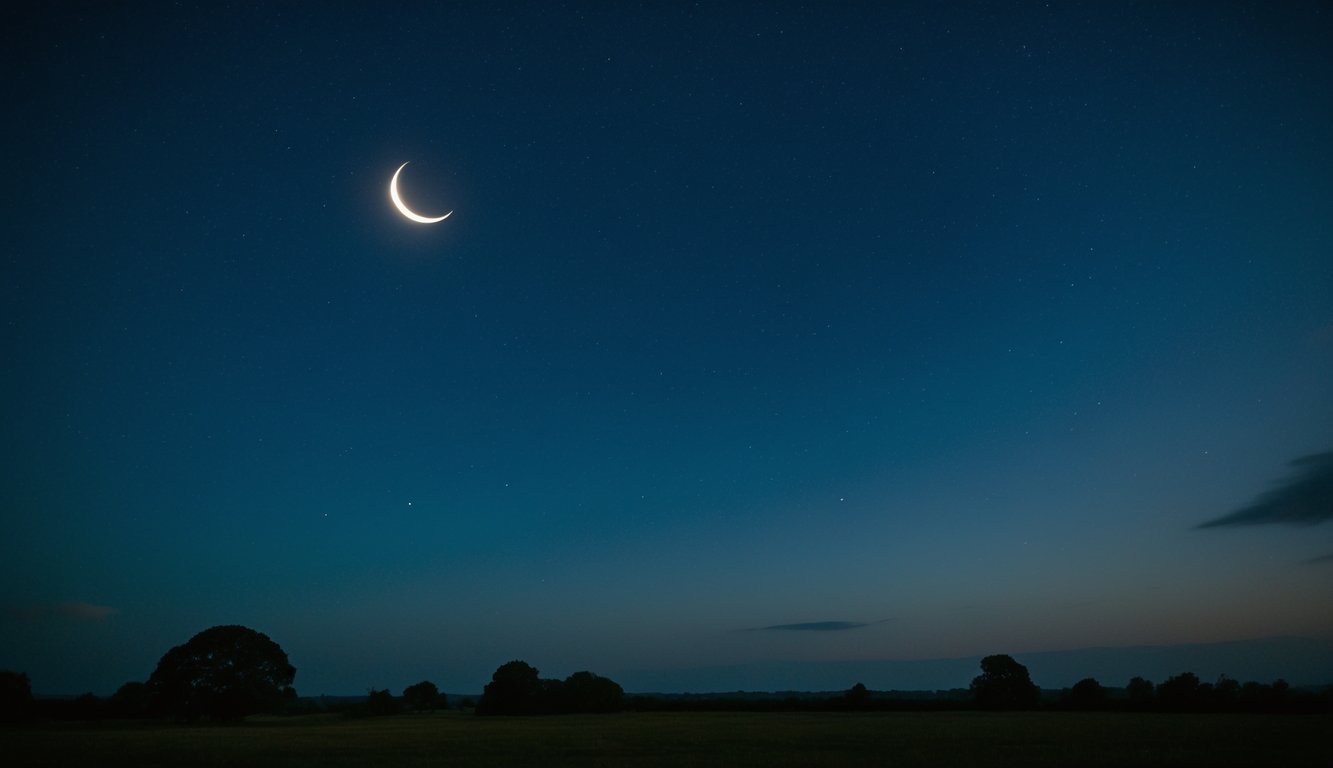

left=4, top=2, right=1332, bottom=697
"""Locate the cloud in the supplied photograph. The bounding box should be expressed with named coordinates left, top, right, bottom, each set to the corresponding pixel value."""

left=1197, top=451, right=1333, bottom=528
left=53, top=602, right=116, bottom=620
left=4, top=601, right=117, bottom=623
left=1306, top=553, right=1333, bottom=565
left=747, top=620, right=886, bottom=632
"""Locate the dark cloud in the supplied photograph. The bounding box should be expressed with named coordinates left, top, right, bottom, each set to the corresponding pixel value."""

left=6, top=601, right=116, bottom=622
left=1306, top=553, right=1333, bottom=564
left=55, top=602, right=116, bottom=620
left=748, top=620, right=884, bottom=632
left=1197, top=451, right=1333, bottom=528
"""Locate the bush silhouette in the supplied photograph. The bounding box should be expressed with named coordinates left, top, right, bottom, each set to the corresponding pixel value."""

left=403, top=680, right=444, bottom=711
left=365, top=688, right=401, bottom=716
left=1065, top=678, right=1106, bottom=709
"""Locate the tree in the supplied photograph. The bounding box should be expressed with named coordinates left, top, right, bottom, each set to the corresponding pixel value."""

left=537, top=677, right=566, bottom=714
left=0, top=670, right=33, bottom=722
left=403, top=680, right=443, bottom=711
left=477, top=660, right=542, bottom=715
left=1126, top=676, right=1154, bottom=709
left=1066, top=677, right=1106, bottom=709
left=561, top=671, right=625, bottom=713
left=1212, top=675, right=1240, bottom=708
left=844, top=682, right=871, bottom=708
left=970, top=654, right=1039, bottom=709
left=147, top=625, right=296, bottom=722
left=365, top=688, right=401, bottom=716
left=477, top=662, right=626, bottom=715
left=1156, top=672, right=1201, bottom=710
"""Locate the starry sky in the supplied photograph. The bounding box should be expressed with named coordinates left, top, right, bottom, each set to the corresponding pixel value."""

left=3, top=1, right=1332, bottom=697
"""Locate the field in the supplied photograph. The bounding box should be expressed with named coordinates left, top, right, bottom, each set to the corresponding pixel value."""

left=7, top=710, right=1330, bottom=767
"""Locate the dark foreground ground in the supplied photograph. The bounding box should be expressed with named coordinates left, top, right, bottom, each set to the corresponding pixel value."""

left=7, top=710, right=1331, bottom=767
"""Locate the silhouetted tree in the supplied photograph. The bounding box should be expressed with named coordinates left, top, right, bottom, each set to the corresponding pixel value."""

left=1271, top=678, right=1290, bottom=708
left=970, top=654, right=1039, bottom=709
left=147, top=625, right=296, bottom=722
left=1210, top=675, right=1239, bottom=708
left=1238, top=680, right=1265, bottom=708
left=365, top=688, right=401, bottom=716
left=1126, top=676, right=1154, bottom=709
left=478, top=660, right=542, bottom=715
left=1065, top=677, right=1106, bottom=709
left=1156, top=672, right=1201, bottom=710
left=844, top=682, right=871, bottom=708
left=562, top=671, right=625, bottom=713
left=477, top=662, right=626, bottom=715
left=0, top=670, right=33, bottom=722
left=403, top=680, right=443, bottom=711
left=537, top=677, right=566, bottom=713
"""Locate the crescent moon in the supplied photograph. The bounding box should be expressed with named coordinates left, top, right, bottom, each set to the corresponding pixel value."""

left=389, top=162, right=452, bottom=224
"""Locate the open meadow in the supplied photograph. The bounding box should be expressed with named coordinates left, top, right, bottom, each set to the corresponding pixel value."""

left=7, top=710, right=1330, bottom=767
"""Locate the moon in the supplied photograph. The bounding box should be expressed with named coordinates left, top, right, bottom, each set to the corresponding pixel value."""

left=389, top=162, right=452, bottom=224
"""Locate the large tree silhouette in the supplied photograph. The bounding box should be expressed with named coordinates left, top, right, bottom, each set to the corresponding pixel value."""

left=477, top=660, right=542, bottom=715
left=147, top=625, right=295, bottom=721
left=970, top=654, right=1040, bottom=709
left=561, top=671, right=624, bottom=713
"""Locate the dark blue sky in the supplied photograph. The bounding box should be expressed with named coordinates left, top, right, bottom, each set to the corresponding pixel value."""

left=4, top=1, right=1332, bottom=696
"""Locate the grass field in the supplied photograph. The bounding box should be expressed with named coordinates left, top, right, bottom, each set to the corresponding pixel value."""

left=7, top=710, right=1330, bottom=767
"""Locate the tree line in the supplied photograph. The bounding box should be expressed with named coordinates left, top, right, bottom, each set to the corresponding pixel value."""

left=2, top=627, right=1329, bottom=723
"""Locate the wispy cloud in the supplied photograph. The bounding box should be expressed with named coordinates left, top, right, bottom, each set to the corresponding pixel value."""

left=1197, top=451, right=1333, bottom=528
left=746, top=620, right=887, bottom=632
left=54, top=602, right=116, bottom=620
left=1306, top=553, right=1333, bottom=565
left=6, top=601, right=117, bottom=622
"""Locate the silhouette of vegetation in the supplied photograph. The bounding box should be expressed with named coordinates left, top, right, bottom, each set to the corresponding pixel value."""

left=1119, top=673, right=1310, bottom=713
left=477, top=660, right=543, bottom=715
left=402, top=680, right=444, bottom=711
left=1239, top=678, right=1289, bottom=710
left=560, top=671, right=625, bottom=713
left=1, top=670, right=33, bottom=722
left=476, top=661, right=625, bottom=715
left=843, top=682, right=871, bottom=709
left=1064, top=677, right=1107, bottom=709
left=1156, top=671, right=1202, bottom=710
left=1125, top=676, right=1155, bottom=709
left=147, top=625, right=296, bottom=722
left=9, top=645, right=1331, bottom=724
left=621, top=676, right=1330, bottom=714
left=109, top=681, right=152, bottom=719
left=365, top=688, right=402, bottom=716
left=970, top=654, right=1040, bottom=709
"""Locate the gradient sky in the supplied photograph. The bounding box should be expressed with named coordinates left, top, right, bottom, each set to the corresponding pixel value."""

left=4, top=1, right=1332, bottom=696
